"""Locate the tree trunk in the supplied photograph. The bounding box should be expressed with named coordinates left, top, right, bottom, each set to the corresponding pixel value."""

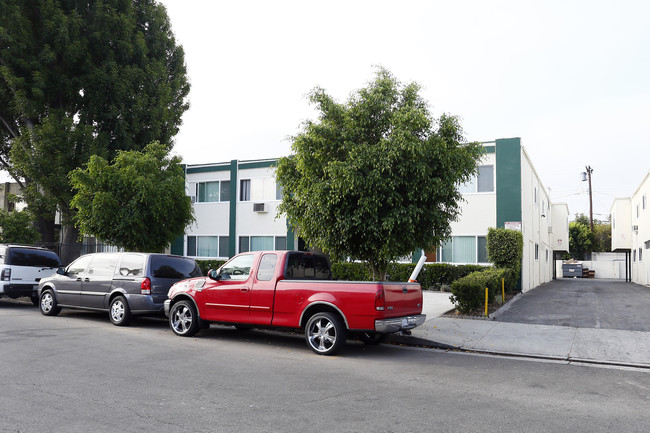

left=35, top=214, right=56, bottom=243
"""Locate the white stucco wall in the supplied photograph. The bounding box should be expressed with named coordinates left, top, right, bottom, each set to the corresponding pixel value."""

left=610, top=197, right=632, bottom=251
left=630, top=171, right=650, bottom=285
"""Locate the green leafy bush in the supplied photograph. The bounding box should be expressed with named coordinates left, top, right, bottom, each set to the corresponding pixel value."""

left=331, top=261, right=485, bottom=289
left=450, top=267, right=513, bottom=313
left=486, top=228, right=523, bottom=289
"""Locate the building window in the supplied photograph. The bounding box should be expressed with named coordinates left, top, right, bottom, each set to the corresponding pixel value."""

left=639, top=248, right=643, bottom=262
left=534, top=187, right=538, bottom=204
left=644, top=194, right=647, bottom=210
left=187, top=235, right=229, bottom=258
left=276, top=183, right=283, bottom=200
left=477, top=236, right=488, bottom=263
left=239, top=236, right=287, bottom=253
left=545, top=248, right=549, bottom=262
left=240, top=179, right=251, bottom=201
left=459, top=165, right=494, bottom=193
left=535, top=243, right=539, bottom=261
left=438, top=236, right=489, bottom=264
left=197, top=181, right=230, bottom=203
left=633, top=250, right=636, bottom=262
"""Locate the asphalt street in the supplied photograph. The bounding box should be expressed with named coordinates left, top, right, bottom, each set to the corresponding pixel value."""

left=1, top=298, right=649, bottom=433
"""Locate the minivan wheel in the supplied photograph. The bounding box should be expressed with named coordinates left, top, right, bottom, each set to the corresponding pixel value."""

left=169, top=300, right=199, bottom=337
left=40, top=290, right=60, bottom=316
left=109, top=296, right=131, bottom=326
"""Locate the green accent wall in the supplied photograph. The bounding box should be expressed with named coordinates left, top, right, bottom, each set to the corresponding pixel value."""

left=186, top=164, right=231, bottom=174
left=496, top=138, right=522, bottom=228
left=229, top=160, right=238, bottom=257
left=286, top=224, right=295, bottom=250
left=238, top=159, right=277, bottom=170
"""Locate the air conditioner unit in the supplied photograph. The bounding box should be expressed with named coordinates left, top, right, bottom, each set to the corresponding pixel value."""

left=190, top=196, right=196, bottom=203
left=633, top=225, right=639, bottom=232
left=253, top=202, right=268, bottom=213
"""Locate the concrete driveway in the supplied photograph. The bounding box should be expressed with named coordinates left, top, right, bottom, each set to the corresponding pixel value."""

left=495, top=278, right=650, bottom=332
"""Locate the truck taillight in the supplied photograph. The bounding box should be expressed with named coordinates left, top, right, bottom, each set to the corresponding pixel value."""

left=375, top=288, right=385, bottom=311
left=140, top=277, right=151, bottom=295
left=1, top=268, right=10, bottom=281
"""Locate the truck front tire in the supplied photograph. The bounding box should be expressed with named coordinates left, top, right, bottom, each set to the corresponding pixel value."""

left=169, top=300, right=200, bottom=337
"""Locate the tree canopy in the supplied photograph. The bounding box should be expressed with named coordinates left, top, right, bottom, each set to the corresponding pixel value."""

left=0, top=0, right=189, bottom=255
left=569, top=213, right=611, bottom=259
left=276, top=68, right=483, bottom=279
left=69, top=142, right=193, bottom=252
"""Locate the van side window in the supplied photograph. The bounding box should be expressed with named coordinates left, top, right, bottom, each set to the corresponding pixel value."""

left=88, top=254, right=119, bottom=277
left=119, top=254, right=144, bottom=277
left=257, top=254, right=277, bottom=281
left=67, top=255, right=93, bottom=276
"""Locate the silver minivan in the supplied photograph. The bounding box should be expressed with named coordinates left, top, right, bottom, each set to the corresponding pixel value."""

left=38, top=252, right=202, bottom=325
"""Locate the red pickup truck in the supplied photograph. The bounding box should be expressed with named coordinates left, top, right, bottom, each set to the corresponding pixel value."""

left=164, top=251, right=425, bottom=355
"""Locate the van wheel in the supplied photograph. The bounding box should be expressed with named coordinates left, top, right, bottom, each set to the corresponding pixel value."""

left=169, top=300, right=199, bottom=337
left=305, top=312, right=347, bottom=356
left=109, top=296, right=131, bottom=326
left=40, top=290, right=60, bottom=316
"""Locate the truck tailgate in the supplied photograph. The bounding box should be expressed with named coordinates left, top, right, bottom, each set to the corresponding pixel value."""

left=381, top=282, right=422, bottom=317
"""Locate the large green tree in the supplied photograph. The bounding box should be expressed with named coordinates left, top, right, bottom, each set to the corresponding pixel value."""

left=276, top=68, right=483, bottom=279
left=0, top=0, right=189, bottom=260
left=69, top=142, right=193, bottom=252
left=569, top=213, right=611, bottom=259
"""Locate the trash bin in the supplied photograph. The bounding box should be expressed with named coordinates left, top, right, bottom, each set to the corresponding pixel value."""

left=562, top=263, right=582, bottom=278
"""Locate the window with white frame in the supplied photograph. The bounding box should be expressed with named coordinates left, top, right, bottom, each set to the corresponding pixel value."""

left=195, top=181, right=230, bottom=203
left=438, top=236, right=489, bottom=264
left=459, top=165, right=494, bottom=193
left=643, top=194, right=647, bottom=210
left=187, top=235, right=229, bottom=258
left=276, top=183, right=283, bottom=200
left=240, top=179, right=251, bottom=201
left=239, top=236, right=287, bottom=253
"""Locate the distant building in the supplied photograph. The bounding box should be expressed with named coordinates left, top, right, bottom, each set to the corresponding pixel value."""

left=433, top=138, right=570, bottom=292
left=0, top=182, right=27, bottom=212
left=176, top=138, right=570, bottom=292
left=610, top=170, right=650, bottom=285
left=170, top=159, right=296, bottom=259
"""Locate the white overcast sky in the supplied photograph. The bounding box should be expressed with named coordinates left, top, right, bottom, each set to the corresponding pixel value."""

left=160, top=0, right=650, bottom=222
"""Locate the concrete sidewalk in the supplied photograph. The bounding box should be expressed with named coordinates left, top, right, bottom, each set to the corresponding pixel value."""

left=392, top=291, right=650, bottom=369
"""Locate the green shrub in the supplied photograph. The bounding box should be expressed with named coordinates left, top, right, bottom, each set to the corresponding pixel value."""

left=331, top=262, right=372, bottom=281
left=450, top=267, right=513, bottom=313
left=487, top=228, right=523, bottom=289
left=195, top=259, right=227, bottom=276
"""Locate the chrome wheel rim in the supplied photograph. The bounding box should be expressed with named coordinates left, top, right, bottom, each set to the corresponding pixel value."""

left=111, top=299, right=125, bottom=322
left=308, top=317, right=336, bottom=353
left=41, top=293, right=53, bottom=313
left=171, top=305, right=192, bottom=334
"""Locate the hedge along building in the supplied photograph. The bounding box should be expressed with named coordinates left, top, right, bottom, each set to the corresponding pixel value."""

left=433, top=138, right=570, bottom=292
left=610, top=170, right=650, bottom=285
left=170, top=159, right=297, bottom=260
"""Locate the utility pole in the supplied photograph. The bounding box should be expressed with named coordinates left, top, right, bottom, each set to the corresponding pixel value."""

left=585, top=165, right=594, bottom=231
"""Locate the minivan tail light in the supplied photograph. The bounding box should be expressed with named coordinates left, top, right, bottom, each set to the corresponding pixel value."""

left=140, top=277, right=151, bottom=295
left=1, top=268, right=10, bottom=281
left=375, top=288, right=385, bottom=311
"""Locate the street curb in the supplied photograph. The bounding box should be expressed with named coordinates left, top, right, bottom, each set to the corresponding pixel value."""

left=386, top=334, right=650, bottom=370
left=489, top=292, right=523, bottom=320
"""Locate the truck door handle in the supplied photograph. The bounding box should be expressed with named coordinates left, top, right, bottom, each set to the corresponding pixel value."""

left=241, top=287, right=250, bottom=293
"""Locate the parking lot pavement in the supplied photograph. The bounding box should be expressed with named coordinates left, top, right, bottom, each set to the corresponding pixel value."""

left=494, top=278, right=650, bottom=331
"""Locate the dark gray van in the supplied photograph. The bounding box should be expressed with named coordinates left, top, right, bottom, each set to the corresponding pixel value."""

left=38, top=252, right=202, bottom=325
left=0, top=244, right=62, bottom=305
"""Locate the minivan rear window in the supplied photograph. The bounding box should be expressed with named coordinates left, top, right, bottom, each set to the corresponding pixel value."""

left=6, top=248, right=62, bottom=267
left=150, top=256, right=202, bottom=279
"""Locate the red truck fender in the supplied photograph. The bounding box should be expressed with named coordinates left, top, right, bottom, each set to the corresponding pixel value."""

left=299, top=300, right=349, bottom=329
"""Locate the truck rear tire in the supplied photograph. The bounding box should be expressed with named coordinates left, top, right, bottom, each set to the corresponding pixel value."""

left=305, top=312, right=346, bottom=356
